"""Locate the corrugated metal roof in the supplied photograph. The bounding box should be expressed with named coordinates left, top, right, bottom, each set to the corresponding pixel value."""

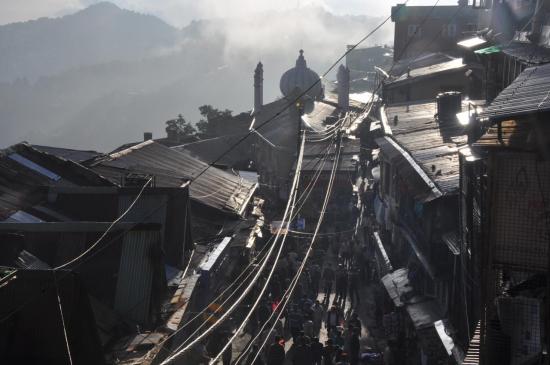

left=501, top=42, right=550, bottom=65
left=89, top=141, right=257, bottom=216
left=457, top=36, right=487, bottom=49
left=405, top=298, right=444, bottom=329
left=376, top=136, right=443, bottom=202
left=302, top=102, right=338, bottom=131
left=374, top=231, right=393, bottom=275
left=380, top=99, right=484, bottom=197
left=391, top=52, right=455, bottom=77
left=390, top=58, right=466, bottom=85
left=15, top=250, right=52, bottom=270
left=114, top=230, right=161, bottom=325
left=32, top=145, right=102, bottom=163
left=480, top=63, right=550, bottom=121
left=473, top=120, right=538, bottom=149
left=1, top=143, right=113, bottom=187
left=0, top=143, right=114, bottom=220
left=172, top=132, right=253, bottom=167
left=324, top=90, right=373, bottom=111
left=199, top=236, right=232, bottom=272
left=295, top=137, right=360, bottom=173
left=381, top=268, right=413, bottom=308
left=251, top=97, right=340, bottom=149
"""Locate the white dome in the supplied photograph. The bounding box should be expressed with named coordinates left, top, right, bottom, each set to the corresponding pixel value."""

left=280, top=50, right=323, bottom=100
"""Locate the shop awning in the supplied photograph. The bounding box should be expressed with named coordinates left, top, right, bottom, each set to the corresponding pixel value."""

left=374, top=231, right=393, bottom=275
left=381, top=268, right=414, bottom=307
left=457, top=36, right=487, bottom=49
left=381, top=269, right=462, bottom=362
left=406, top=297, right=444, bottom=329
left=474, top=45, right=501, bottom=55
left=397, top=223, right=437, bottom=280
left=480, top=62, right=550, bottom=122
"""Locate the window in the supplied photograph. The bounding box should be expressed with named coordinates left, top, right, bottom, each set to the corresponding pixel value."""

left=408, top=24, right=422, bottom=37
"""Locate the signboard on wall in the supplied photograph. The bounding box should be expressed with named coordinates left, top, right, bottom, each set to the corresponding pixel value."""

left=270, top=221, right=288, bottom=234
left=491, top=153, right=550, bottom=271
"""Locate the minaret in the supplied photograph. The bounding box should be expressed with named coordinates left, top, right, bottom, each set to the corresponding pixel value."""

left=254, top=62, right=263, bottom=113
left=337, top=64, right=350, bottom=111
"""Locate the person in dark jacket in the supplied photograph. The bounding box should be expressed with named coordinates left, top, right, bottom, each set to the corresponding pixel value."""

left=309, top=263, right=321, bottom=297
left=349, top=329, right=360, bottom=365
left=326, top=305, right=340, bottom=336
left=322, top=264, right=335, bottom=305
left=310, top=337, right=323, bottom=365
left=287, top=305, right=303, bottom=341
left=266, top=336, right=285, bottom=365
left=348, top=268, right=361, bottom=306
left=322, top=339, right=337, bottom=365
left=292, top=337, right=312, bottom=365
left=245, top=344, right=265, bottom=365
left=347, top=312, right=362, bottom=333
left=335, top=266, right=348, bottom=306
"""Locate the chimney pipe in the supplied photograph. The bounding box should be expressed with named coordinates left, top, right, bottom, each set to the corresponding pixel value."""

left=337, top=64, right=350, bottom=112
left=436, top=91, right=462, bottom=125
left=144, top=132, right=153, bottom=141
left=254, top=62, right=263, bottom=114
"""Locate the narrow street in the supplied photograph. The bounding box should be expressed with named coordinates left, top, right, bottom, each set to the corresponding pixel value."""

left=2, top=1, right=550, bottom=365
left=226, top=217, right=389, bottom=365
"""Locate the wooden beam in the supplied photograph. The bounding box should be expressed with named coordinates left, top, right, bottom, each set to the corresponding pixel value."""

left=0, top=222, right=161, bottom=233
left=47, top=186, right=119, bottom=194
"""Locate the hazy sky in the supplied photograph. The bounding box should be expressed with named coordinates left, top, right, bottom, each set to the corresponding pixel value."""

left=1, top=0, right=460, bottom=27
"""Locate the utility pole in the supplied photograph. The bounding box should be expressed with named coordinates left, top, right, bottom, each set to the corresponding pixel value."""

left=292, top=99, right=305, bottom=232
left=296, top=100, right=304, bottom=159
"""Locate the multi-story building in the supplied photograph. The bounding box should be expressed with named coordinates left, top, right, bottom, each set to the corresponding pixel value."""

left=391, top=1, right=481, bottom=62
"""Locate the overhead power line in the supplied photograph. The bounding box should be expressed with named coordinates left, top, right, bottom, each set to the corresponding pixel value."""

left=187, top=0, right=411, bottom=186
left=235, top=130, right=344, bottom=365
left=54, top=176, right=154, bottom=270
left=158, top=133, right=307, bottom=365
left=53, top=271, right=74, bottom=365
left=149, top=135, right=338, bottom=361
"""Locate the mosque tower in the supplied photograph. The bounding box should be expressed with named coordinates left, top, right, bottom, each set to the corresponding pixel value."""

left=279, top=50, right=324, bottom=101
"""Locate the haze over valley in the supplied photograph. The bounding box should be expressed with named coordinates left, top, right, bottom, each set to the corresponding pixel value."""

left=0, top=2, right=392, bottom=150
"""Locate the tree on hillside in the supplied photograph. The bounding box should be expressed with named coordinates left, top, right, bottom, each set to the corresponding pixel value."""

left=195, top=105, right=233, bottom=139
left=165, top=114, right=197, bottom=143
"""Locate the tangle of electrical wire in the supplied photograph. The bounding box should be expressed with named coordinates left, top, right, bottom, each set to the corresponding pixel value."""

left=234, top=131, right=344, bottom=364
left=158, top=134, right=307, bottom=365
left=148, top=136, right=340, bottom=363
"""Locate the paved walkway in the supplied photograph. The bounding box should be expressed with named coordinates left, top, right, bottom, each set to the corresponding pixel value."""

left=220, top=239, right=387, bottom=364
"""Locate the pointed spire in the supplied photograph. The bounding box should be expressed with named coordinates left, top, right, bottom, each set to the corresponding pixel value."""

left=254, top=61, right=264, bottom=113
left=255, top=61, right=263, bottom=74
left=296, top=49, right=307, bottom=68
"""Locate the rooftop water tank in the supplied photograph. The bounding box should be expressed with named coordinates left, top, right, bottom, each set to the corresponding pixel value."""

left=436, top=91, right=462, bottom=124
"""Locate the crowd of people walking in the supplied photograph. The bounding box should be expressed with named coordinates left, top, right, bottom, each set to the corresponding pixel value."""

left=237, top=231, right=380, bottom=365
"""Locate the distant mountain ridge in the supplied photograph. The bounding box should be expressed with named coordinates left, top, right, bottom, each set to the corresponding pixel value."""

left=0, top=3, right=392, bottom=150
left=0, top=2, right=179, bottom=82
